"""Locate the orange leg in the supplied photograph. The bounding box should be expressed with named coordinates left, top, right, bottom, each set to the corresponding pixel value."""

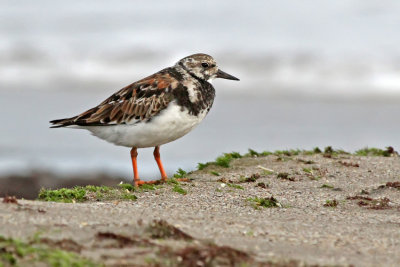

left=153, top=146, right=190, bottom=183
left=130, top=147, right=141, bottom=186
left=153, top=146, right=168, bottom=181
left=131, top=147, right=163, bottom=187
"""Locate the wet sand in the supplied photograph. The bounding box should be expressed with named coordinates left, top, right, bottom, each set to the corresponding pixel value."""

left=1, top=153, right=400, bottom=266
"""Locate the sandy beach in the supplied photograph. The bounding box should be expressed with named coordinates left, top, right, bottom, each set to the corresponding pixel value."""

left=1, top=151, right=400, bottom=266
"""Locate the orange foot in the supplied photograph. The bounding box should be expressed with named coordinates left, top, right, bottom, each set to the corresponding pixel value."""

left=134, top=180, right=162, bottom=187
left=134, top=178, right=191, bottom=187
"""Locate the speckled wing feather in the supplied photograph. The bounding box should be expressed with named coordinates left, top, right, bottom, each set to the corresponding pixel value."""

left=50, top=68, right=179, bottom=127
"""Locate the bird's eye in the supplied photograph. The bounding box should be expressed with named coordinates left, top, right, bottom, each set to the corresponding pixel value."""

left=201, top=62, right=209, bottom=68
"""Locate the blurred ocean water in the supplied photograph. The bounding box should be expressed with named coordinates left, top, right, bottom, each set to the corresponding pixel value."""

left=0, top=0, right=399, bottom=178
left=2, top=0, right=400, bottom=95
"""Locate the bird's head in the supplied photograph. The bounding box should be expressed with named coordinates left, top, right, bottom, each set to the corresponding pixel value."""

left=176, top=53, right=239, bottom=82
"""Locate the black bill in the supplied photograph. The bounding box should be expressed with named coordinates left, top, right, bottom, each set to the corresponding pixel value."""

left=216, top=69, right=240, bottom=81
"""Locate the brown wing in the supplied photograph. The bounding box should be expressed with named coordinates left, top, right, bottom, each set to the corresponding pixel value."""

left=50, top=68, right=179, bottom=127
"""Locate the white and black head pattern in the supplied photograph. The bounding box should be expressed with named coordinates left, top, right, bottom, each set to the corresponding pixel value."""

left=176, top=53, right=239, bottom=82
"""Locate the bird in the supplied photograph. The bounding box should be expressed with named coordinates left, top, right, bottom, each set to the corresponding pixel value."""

left=50, top=53, right=239, bottom=186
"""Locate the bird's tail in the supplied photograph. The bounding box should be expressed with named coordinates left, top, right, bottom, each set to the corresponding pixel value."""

left=49, top=117, right=78, bottom=128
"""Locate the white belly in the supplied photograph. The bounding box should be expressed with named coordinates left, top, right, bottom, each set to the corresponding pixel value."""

left=83, top=102, right=208, bottom=148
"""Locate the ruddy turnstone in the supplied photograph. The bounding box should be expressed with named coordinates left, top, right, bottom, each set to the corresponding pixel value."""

left=50, top=53, right=239, bottom=186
